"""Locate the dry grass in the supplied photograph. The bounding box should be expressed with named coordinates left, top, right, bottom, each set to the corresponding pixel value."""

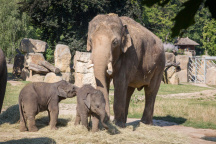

left=0, top=105, right=189, bottom=144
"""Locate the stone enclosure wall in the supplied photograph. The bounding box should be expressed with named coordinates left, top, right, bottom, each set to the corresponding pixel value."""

left=16, top=38, right=73, bottom=83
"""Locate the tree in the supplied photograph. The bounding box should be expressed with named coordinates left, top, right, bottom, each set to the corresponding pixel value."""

left=0, top=0, right=38, bottom=59
left=202, top=19, right=216, bottom=56
left=141, top=0, right=216, bottom=37
left=19, top=0, right=142, bottom=60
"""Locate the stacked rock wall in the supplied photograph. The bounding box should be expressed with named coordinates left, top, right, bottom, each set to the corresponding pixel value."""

left=73, top=51, right=96, bottom=88
left=20, top=38, right=73, bottom=83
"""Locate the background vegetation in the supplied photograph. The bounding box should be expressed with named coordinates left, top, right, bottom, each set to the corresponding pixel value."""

left=0, top=0, right=216, bottom=62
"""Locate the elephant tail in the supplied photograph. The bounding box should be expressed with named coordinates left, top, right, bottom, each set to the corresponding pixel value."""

left=19, top=95, right=26, bottom=125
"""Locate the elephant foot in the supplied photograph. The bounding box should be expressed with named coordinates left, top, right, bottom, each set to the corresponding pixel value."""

left=114, top=120, right=125, bottom=128
left=50, top=126, right=58, bottom=130
left=141, top=118, right=153, bottom=125
left=19, top=126, right=27, bottom=132
left=92, top=128, right=99, bottom=132
left=29, top=126, right=38, bottom=132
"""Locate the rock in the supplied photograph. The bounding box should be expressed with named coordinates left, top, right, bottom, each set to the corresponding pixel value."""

left=83, top=73, right=96, bottom=88
left=177, top=70, right=188, bottom=83
left=31, top=74, right=45, bottom=82
left=166, top=66, right=176, bottom=78
left=206, top=67, right=216, bottom=85
left=13, top=54, right=24, bottom=77
left=44, top=72, right=63, bottom=83
left=24, top=53, right=45, bottom=67
left=176, top=55, right=189, bottom=70
left=184, top=51, right=193, bottom=57
left=61, top=73, right=73, bottom=83
left=54, top=44, right=71, bottom=72
left=74, top=73, right=83, bottom=87
left=38, top=60, right=60, bottom=74
left=169, top=73, right=179, bottom=85
left=20, top=38, right=48, bottom=53
left=75, top=61, right=94, bottom=74
left=21, top=68, right=30, bottom=81
left=165, top=52, right=176, bottom=63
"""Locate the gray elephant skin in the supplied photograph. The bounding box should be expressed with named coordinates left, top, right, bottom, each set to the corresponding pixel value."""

left=87, top=14, right=165, bottom=127
left=0, top=48, right=7, bottom=113
left=74, top=84, right=108, bottom=132
left=19, top=80, right=78, bottom=132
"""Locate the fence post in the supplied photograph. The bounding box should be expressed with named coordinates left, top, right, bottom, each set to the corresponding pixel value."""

left=195, top=57, right=197, bottom=83
left=204, top=57, right=206, bottom=83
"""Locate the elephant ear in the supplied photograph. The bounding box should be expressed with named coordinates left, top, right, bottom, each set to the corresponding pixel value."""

left=87, top=36, right=92, bottom=51
left=121, top=25, right=132, bottom=53
left=83, top=93, right=91, bottom=109
left=57, top=86, right=67, bottom=98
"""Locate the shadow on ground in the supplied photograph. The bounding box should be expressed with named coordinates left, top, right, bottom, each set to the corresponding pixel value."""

left=202, top=136, right=216, bottom=142
left=0, top=105, right=20, bottom=125
left=153, top=115, right=187, bottom=125
left=0, top=137, right=56, bottom=144
left=36, top=116, right=71, bottom=130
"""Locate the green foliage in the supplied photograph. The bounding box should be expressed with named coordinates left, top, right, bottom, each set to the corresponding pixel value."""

left=141, top=0, right=216, bottom=37
left=0, top=0, right=38, bottom=59
left=19, top=0, right=142, bottom=56
left=202, top=19, right=216, bottom=56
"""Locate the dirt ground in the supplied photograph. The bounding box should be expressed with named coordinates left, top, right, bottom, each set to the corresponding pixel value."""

left=4, top=80, right=216, bottom=143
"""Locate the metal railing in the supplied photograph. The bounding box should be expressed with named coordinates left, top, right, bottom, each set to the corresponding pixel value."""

left=188, top=56, right=216, bottom=83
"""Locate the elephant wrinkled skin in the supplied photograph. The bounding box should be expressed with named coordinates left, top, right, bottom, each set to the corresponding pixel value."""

left=0, top=48, right=7, bottom=113
left=87, top=14, right=165, bottom=127
left=19, top=80, right=78, bottom=132
left=74, top=84, right=108, bottom=132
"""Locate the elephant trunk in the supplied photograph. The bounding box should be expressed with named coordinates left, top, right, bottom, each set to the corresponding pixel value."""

left=100, top=112, right=109, bottom=130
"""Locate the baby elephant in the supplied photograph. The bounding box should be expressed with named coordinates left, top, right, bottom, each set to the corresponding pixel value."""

left=75, top=85, right=108, bottom=132
left=19, top=80, right=78, bottom=132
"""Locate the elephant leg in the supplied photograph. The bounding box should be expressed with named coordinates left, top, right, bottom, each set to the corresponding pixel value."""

left=113, top=79, right=128, bottom=128
left=49, top=108, right=59, bottom=130
left=48, top=110, right=51, bottom=124
left=141, top=74, right=162, bottom=125
left=19, top=111, right=27, bottom=132
left=124, top=87, right=135, bottom=123
left=0, top=66, right=7, bottom=113
left=74, top=109, right=81, bottom=125
left=27, top=115, right=38, bottom=132
left=91, top=114, right=100, bottom=132
left=80, top=114, right=89, bottom=130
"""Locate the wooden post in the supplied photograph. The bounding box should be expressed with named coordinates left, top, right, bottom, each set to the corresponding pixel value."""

left=29, top=63, right=49, bottom=74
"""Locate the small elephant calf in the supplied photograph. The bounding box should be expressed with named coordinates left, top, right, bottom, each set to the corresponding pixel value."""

left=19, top=80, right=78, bottom=132
left=74, top=84, right=108, bottom=132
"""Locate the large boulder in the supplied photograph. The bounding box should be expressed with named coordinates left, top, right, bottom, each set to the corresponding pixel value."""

left=31, top=74, right=45, bottom=82
left=165, top=52, right=176, bottom=63
left=21, top=68, right=30, bottom=81
left=13, top=54, right=24, bottom=77
left=44, top=72, right=63, bottom=83
left=176, top=55, right=189, bottom=70
left=24, top=53, right=45, bottom=67
left=61, top=72, right=73, bottom=83
left=73, top=51, right=96, bottom=87
left=169, top=73, right=179, bottom=85
left=177, top=70, right=188, bottom=83
left=206, top=67, right=216, bottom=85
left=20, top=38, right=48, bottom=53
left=54, top=44, right=71, bottom=72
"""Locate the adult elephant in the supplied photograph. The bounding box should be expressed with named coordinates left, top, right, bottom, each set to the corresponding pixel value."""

left=0, top=48, right=7, bottom=113
left=87, top=14, right=165, bottom=127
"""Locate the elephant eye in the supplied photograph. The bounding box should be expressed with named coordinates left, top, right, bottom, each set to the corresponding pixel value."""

left=97, top=105, right=100, bottom=108
left=112, top=38, right=118, bottom=46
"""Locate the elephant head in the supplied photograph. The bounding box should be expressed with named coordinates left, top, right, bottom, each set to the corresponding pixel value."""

left=83, top=90, right=108, bottom=129
left=0, top=48, right=7, bottom=113
left=56, top=81, right=79, bottom=99
left=86, top=14, right=132, bottom=115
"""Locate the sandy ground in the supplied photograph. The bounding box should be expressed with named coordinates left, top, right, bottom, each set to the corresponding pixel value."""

left=5, top=80, right=216, bottom=143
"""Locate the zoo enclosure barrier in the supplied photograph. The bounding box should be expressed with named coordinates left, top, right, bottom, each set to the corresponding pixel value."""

left=188, top=56, right=216, bottom=83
